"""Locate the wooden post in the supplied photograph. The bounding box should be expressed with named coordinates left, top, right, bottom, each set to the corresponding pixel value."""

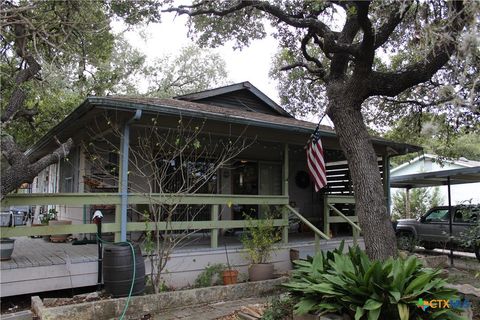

left=283, top=144, right=289, bottom=196
left=352, top=228, right=358, bottom=246
left=211, top=204, right=219, bottom=248
left=315, top=233, right=320, bottom=253
left=323, top=195, right=330, bottom=239
left=282, top=206, right=288, bottom=244
left=283, top=143, right=289, bottom=244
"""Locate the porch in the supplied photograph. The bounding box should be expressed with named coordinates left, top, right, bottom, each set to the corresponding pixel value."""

left=0, top=234, right=364, bottom=297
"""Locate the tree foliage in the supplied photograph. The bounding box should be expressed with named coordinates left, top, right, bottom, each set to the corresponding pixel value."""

left=143, top=45, right=229, bottom=97
left=0, top=0, right=229, bottom=196
left=392, top=187, right=443, bottom=220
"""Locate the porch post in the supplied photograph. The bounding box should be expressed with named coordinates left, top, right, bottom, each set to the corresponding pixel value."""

left=114, top=153, right=123, bottom=242
left=210, top=204, right=219, bottom=248
left=116, top=110, right=142, bottom=242
left=282, top=143, right=289, bottom=244
left=323, top=195, right=330, bottom=238
left=283, top=143, right=289, bottom=196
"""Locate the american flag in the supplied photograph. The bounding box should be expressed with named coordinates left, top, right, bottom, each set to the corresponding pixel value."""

left=307, top=126, right=327, bottom=192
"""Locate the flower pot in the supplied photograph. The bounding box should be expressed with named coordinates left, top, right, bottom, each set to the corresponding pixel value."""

left=222, top=269, right=239, bottom=285
left=248, top=263, right=274, bottom=281
left=48, top=220, right=72, bottom=242
left=0, top=238, right=15, bottom=260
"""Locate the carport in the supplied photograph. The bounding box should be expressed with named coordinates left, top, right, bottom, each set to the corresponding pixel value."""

left=390, top=166, right=480, bottom=265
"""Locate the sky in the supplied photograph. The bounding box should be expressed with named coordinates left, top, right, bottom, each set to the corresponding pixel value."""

left=114, top=13, right=281, bottom=103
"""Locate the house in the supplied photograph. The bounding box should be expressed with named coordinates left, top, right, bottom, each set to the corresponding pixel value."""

left=0, top=81, right=421, bottom=296
left=391, top=153, right=480, bottom=206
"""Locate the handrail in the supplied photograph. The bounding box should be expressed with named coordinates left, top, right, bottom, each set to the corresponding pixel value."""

left=327, top=204, right=361, bottom=232
left=1, top=193, right=289, bottom=206
left=286, top=205, right=329, bottom=240
left=0, top=218, right=289, bottom=238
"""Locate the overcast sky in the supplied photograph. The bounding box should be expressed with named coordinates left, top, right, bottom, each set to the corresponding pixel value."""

left=115, top=13, right=281, bottom=103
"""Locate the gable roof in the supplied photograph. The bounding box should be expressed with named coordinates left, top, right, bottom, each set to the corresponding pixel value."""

left=391, top=153, right=480, bottom=174
left=175, top=81, right=292, bottom=118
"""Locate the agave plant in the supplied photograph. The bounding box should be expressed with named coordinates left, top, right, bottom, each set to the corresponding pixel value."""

left=283, top=244, right=464, bottom=320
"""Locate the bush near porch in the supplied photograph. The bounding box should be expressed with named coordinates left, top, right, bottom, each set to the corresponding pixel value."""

left=282, top=243, right=466, bottom=320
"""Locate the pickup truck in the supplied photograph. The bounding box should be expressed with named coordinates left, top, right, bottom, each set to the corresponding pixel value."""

left=395, top=205, right=480, bottom=261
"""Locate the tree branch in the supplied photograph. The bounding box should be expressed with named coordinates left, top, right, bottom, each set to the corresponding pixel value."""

left=353, top=1, right=374, bottom=75
left=280, top=61, right=325, bottom=79
left=1, top=134, right=73, bottom=197
left=373, top=1, right=413, bottom=49
left=368, top=1, right=467, bottom=97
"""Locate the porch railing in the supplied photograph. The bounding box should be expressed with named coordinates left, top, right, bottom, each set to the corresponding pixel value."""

left=323, top=195, right=361, bottom=244
left=0, top=193, right=291, bottom=248
left=285, top=205, right=329, bottom=252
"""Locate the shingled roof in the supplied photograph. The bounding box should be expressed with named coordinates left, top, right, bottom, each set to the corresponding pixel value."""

left=99, top=95, right=332, bottom=134
left=26, top=87, right=422, bottom=159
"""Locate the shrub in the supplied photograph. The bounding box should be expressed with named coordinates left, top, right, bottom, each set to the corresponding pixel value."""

left=283, top=244, right=463, bottom=320
left=194, top=263, right=226, bottom=288
left=241, top=214, right=281, bottom=264
left=262, top=295, right=294, bottom=320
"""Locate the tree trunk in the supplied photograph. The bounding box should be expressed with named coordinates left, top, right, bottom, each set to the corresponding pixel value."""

left=327, top=89, right=397, bottom=261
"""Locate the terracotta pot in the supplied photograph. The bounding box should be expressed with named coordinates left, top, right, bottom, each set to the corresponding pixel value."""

left=222, top=269, right=239, bottom=285
left=248, top=263, right=274, bottom=281
left=0, top=238, right=15, bottom=260
left=48, top=220, right=72, bottom=242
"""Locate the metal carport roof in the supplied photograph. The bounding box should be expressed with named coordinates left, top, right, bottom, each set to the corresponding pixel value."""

left=390, top=166, right=480, bottom=188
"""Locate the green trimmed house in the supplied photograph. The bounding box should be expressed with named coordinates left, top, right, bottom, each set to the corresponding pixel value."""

left=0, top=82, right=420, bottom=296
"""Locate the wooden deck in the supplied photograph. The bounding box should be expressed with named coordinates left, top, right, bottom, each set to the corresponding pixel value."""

left=0, top=234, right=363, bottom=297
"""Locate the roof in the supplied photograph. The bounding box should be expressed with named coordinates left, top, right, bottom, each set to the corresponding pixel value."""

left=391, top=153, right=480, bottom=173
left=25, top=92, right=422, bottom=159
left=390, top=166, right=480, bottom=188
left=175, top=81, right=292, bottom=118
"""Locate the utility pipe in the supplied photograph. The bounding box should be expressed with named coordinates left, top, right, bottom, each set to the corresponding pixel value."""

left=120, top=110, right=142, bottom=241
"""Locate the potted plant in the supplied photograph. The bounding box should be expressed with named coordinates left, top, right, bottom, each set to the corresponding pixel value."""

left=241, top=214, right=281, bottom=281
left=44, top=208, right=72, bottom=242
left=0, top=238, right=15, bottom=261
left=1, top=211, right=15, bottom=260
left=39, top=208, right=57, bottom=225
left=222, top=243, right=238, bottom=285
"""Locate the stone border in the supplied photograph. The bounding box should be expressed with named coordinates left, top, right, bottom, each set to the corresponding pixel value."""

left=32, top=277, right=287, bottom=320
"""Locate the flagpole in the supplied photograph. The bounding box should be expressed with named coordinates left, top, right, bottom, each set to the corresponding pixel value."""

left=305, top=114, right=327, bottom=149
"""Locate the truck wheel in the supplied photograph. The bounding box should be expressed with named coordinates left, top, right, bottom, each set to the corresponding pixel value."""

left=397, top=232, right=415, bottom=252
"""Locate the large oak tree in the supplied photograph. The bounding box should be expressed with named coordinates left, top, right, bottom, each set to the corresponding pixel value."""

left=0, top=1, right=228, bottom=198
left=164, top=0, right=476, bottom=260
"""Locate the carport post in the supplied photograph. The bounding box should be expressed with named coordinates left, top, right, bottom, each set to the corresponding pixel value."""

left=448, top=176, right=454, bottom=267
left=405, top=187, right=411, bottom=219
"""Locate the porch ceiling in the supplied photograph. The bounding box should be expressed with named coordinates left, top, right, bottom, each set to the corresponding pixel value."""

left=26, top=96, right=422, bottom=161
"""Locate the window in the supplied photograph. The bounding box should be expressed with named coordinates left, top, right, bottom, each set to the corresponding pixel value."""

left=425, top=209, right=449, bottom=222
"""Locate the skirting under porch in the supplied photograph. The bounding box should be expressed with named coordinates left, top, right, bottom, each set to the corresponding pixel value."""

left=0, top=235, right=364, bottom=297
